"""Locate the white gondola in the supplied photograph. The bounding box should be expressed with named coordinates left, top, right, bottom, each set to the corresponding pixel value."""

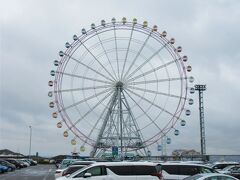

left=143, top=21, right=148, bottom=27
left=166, top=137, right=171, bottom=144
left=188, top=98, right=194, bottom=105
left=57, top=122, right=62, bottom=128
left=63, top=131, right=68, bottom=137
left=182, top=55, right=188, bottom=62
left=122, top=17, right=127, bottom=24
left=54, top=60, right=59, bottom=66
left=91, top=23, right=95, bottom=29
left=65, top=42, right=71, bottom=48
left=71, top=139, right=76, bottom=145
left=73, top=34, right=78, bottom=41
left=189, top=76, right=194, bottom=83
left=180, top=120, right=186, bottom=126
left=82, top=28, right=86, bottom=34
left=48, top=81, right=53, bottom=86
left=48, top=91, right=53, bottom=97
left=174, top=129, right=180, bottom=136
left=133, top=18, right=137, bottom=24
left=59, top=51, right=64, bottom=57
left=187, top=65, right=192, bottom=72
left=185, top=109, right=191, bottom=116
left=49, top=102, right=54, bottom=108
left=52, top=112, right=57, bottom=118
left=170, top=38, right=175, bottom=44
left=111, top=17, right=116, bottom=24
left=162, top=31, right=167, bottom=37
left=177, top=46, right=182, bottom=52
left=101, top=20, right=106, bottom=26
left=190, top=87, right=195, bottom=94
left=152, top=25, right=158, bottom=31
left=50, top=70, right=55, bottom=76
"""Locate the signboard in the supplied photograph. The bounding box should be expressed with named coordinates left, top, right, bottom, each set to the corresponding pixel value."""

left=112, top=146, right=118, bottom=156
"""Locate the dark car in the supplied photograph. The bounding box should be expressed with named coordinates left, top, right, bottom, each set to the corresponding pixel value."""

left=4, top=159, right=23, bottom=169
left=0, top=164, right=8, bottom=173
left=0, top=159, right=16, bottom=171
left=16, top=159, right=27, bottom=168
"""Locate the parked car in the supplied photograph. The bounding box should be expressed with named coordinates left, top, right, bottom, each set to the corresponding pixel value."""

left=4, top=159, right=23, bottom=169
left=29, top=159, right=38, bottom=165
left=55, top=160, right=95, bottom=179
left=0, top=164, right=8, bottom=173
left=0, top=159, right=16, bottom=171
left=183, top=173, right=239, bottom=180
left=211, top=162, right=239, bottom=171
left=16, top=159, right=27, bottom=168
left=218, top=165, right=240, bottom=179
left=17, top=159, right=29, bottom=167
left=161, top=162, right=217, bottom=180
left=24, top=159, right=37, bottom=166
left=57, top=161, right=161, bottom=180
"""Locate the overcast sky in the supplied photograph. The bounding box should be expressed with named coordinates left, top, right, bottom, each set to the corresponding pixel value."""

left=0, top=0, right=240, bottom=157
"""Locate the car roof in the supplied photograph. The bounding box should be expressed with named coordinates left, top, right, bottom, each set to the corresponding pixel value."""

left=213, top=161, right=239, bottom=165
left=79, top=161, right=160, bottom=167
left=161, top=162, right=211, bottom=167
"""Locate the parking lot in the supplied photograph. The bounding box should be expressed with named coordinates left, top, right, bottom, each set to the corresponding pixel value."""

left=0, top=165, right=55, bottom=180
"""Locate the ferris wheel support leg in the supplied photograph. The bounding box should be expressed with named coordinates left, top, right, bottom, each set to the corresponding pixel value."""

left=121, top=92, right=148, bottom=156
left=90, top=91, right=118, bottom=157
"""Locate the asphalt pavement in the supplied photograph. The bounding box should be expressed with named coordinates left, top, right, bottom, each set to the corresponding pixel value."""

left=0, top=164, right=55, bottom=180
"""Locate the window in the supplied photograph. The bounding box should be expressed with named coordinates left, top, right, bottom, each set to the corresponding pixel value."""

left=162, top=165, right=179, bottom=174
left=199, top=166, right=215, bottom=173
left=179, top=165, right=198, bottom=176
left=107, top=166, right=134, bottom=175
left=134, top=166, right=157, bottom=175
left=74, top=166, right=106, bottom=178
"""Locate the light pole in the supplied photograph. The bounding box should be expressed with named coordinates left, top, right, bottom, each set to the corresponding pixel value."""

left=29, top=126, right=32, bottom=159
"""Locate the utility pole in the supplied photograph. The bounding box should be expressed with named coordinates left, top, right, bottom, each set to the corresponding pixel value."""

left=195, top=85, right=206, bottom=157
left=29, top=126, right=32, bottom=159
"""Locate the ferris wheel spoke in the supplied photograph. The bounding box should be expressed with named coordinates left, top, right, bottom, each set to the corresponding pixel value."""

left=58, top=71, right=113, bottom=85
left=63, top=53, right=114, bottom=83
left=55, top=84, right=112, bottom=93
left=95, top=32, right=118, bottom=80
left=68, top=90, right=114, bottom=131
left=123, top=90, right=163, bottom=132
left=58, top=88, right=112, bottom=112
left=123, top=32, right=152, bottom=80
left=128, top=58, right=180, bottom=82
left=127, top=85, right=186, bottom=100
left=78, top=40, right=117, bottom=82
left=125, top=88, right=183, bottom=120
left=113, top=26, right=120, bottom=79
left=120, top=25, right=134, bottom=80
left=126, top=42, right=169, bottom=81
left=128, top=77, right=186, bottom=85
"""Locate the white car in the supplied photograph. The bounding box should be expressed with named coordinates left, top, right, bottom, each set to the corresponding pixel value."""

left=57, top=161, right=161, bottom=179
left=218, top=165, right=240, bottom=174
left=211, top=162, right=239, bottom=171
left=55, top=159, right=78, bottom=179
left=183, top=173, right=239, bottom=180
left=161, top=162, right=217, bottom=180
left=55, top=160, right=96, bottom=178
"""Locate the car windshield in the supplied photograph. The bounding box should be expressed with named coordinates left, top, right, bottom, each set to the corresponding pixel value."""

left=222, top=166, right=234, bottom=171
left=69, top=165, right=91, bottom=177
left=184, top=174, right=204, bottom=180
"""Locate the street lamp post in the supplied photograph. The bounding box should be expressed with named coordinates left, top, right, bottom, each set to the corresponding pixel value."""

left=29, top=126, right=32, bottom=159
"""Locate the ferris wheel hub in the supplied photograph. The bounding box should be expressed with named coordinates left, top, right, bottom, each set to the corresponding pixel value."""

left=115, top=81, right=124, bottom=88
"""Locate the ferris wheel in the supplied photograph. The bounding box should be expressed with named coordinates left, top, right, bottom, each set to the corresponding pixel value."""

left=48, top=17, right=194, bottom=157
